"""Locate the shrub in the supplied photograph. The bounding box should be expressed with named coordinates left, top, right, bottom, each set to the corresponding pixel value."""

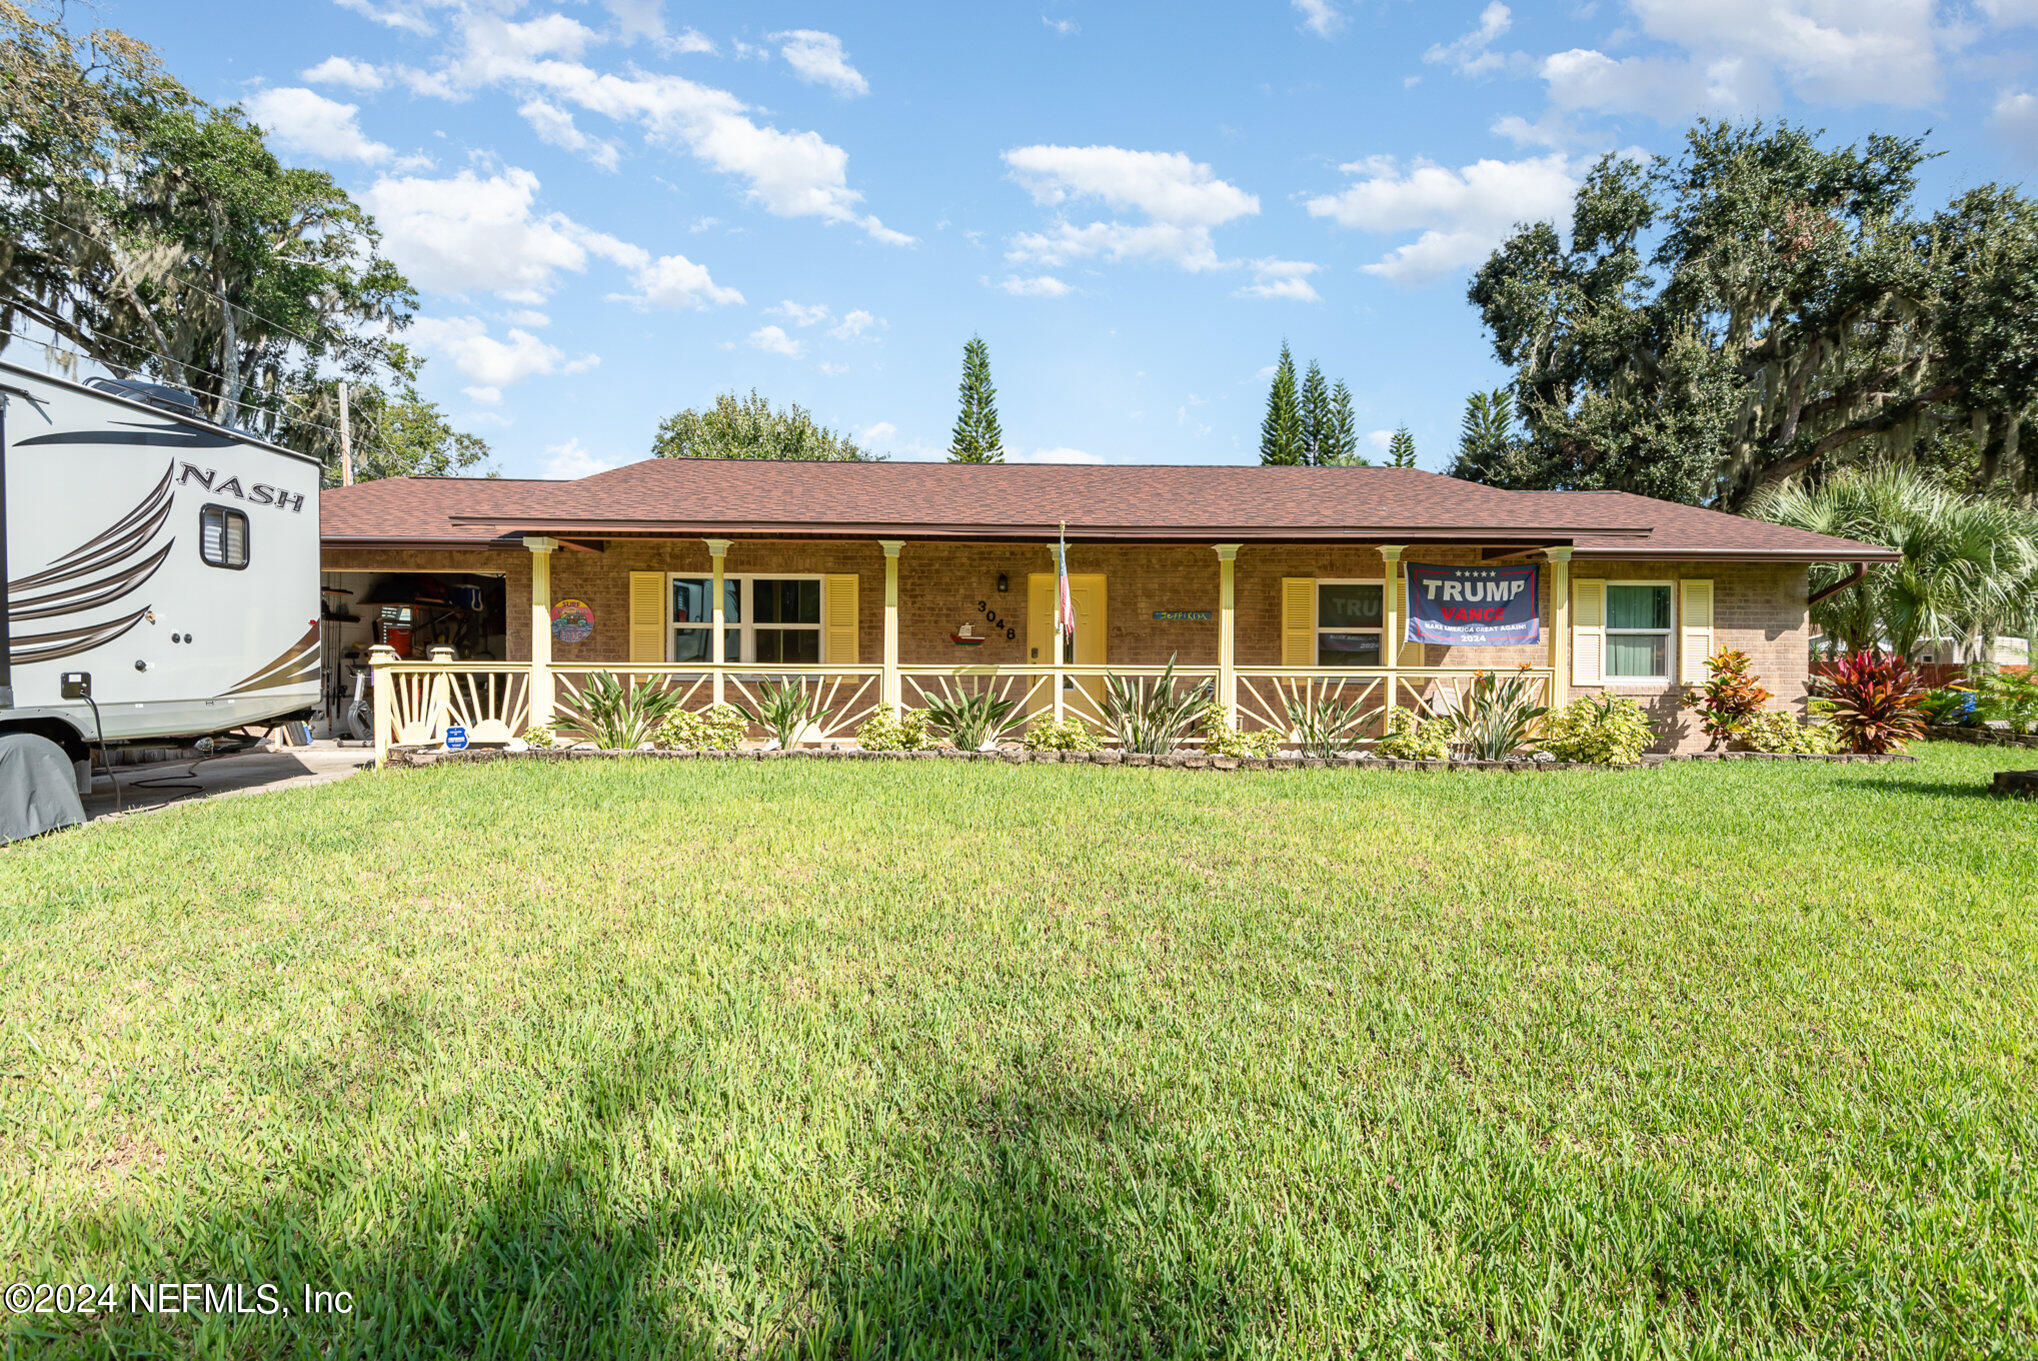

left=922, top=686, right=1025, bottom=750
left=1194, top=701, right=1280, bottom=759
left=1022, top=715, right=1102, bottom=752
left=1686, top=648, right=1772, bottom=749
left=557, top=672, right=684, bottom=749
left=1103, top=658, right=1209, bottom=756
left=1975, top=669, right=2038, bottom=734
left=1374, top=707, right=1454, bottom=761
left=522, top=723, right=557, bottom=749
left=1538, top=693, right=1654, bottom=765
left=1812, top=652, right=1927, bottom=754
left=1735, top=709, right=1839, bottom=755
left=1920, top=686, right=1978, bottom=726
left=856, top=703, right=936, bottom=751
left=659, top=704, right=749, bottom=751
left=1454, top=666, right=1550, bottom=760
left=1280, top=687, right=1379, bottom=760
left=739, top=680, right=832, bottom=750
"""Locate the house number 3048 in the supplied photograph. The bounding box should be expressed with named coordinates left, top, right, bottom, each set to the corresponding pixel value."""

left=976, top=600, right=1017, bottom=640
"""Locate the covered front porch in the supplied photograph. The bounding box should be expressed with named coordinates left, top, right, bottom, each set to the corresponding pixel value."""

left=366, top=534, right=1575, bottom=761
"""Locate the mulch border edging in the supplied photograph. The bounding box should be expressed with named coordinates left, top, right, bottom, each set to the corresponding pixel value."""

left=393, top=746, right=1917, bottom=772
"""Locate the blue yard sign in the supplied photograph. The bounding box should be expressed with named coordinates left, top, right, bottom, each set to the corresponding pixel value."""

left=1405, top=564, right=1541, bottom=646
left=444, top=725, right=469, bottom=751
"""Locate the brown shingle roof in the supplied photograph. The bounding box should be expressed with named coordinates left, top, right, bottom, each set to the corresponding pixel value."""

left=320, top=459, right=1899, bottom=562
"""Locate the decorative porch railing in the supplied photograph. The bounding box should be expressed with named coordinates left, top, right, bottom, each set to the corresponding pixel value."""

left=365, top=649, right=1554, bottom=766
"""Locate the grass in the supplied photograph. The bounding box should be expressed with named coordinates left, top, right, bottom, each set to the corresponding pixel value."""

left=1, top=743, right=2035, bottom=1358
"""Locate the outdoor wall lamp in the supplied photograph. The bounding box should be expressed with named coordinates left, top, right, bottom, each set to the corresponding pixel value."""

left=996, top=572, right=1009, bottom=593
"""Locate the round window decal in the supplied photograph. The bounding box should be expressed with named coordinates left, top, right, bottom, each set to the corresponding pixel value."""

left=550, top=598, right=594, bottom=644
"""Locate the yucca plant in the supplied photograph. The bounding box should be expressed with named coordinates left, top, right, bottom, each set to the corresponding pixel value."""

left=556, top=671, right=684, bottom=749
left=1453, top=666, right=1550, bottom=760
left=739, top=680, right=832, bottom=750
left=920, top=686, right=1024, bottom=750
left=1280, top=686, right=1379, bottom=759
left=1812, top=651, right=1927, bottom=753
left=1103, top=657, right=1209, bottom=755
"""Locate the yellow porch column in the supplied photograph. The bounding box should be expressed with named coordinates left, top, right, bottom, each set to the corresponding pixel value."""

left=1379, top=543, right=1405, bottom=723
left=706, top=537, right=731, bottom=706
left=525, top=535, right=557, bottom=727
left=880, top=539, right=903, bottom=708
left=1548, top=546, right=1572, bottom=707
left=1213, top=544, right=1239, bottom=721
left=369, top=643, right=397, bottom=767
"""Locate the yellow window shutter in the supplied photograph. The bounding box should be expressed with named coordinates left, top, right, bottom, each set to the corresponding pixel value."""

left=1281, top=577, right=1315, bottom=667
left=1572, top=579, right=1605, bottom=686
left=628, top=571, right=666, bottom=663
left=825, top=574, right=859, bottom=663
left=1679, top=579, right=1714, bottom=685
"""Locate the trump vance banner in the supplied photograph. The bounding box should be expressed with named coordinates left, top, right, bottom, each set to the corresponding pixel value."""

left=1405, top=563, right=1541, bottom=647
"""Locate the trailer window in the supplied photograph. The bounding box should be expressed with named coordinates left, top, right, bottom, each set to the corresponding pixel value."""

left=200, top=505, right=248, bottom=569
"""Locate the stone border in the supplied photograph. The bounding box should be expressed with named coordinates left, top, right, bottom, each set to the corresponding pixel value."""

left=1992, top=770, right=2038, bottom=799
left=395, top=746, right=1915, bottom=772
left=1929, top=725, right=2038, bottom=749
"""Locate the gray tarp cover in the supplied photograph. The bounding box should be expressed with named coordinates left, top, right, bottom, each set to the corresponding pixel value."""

left=0, top=731, right=84, bottom=844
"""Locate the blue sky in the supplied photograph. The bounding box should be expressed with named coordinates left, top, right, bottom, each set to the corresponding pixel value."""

left=99, top=0, right=2038, bottom=477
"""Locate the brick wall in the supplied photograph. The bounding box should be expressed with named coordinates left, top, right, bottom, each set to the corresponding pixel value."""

left=322, top=540, right=1810, bottom=752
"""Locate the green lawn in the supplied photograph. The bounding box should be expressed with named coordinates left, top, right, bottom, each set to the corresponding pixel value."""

left=1, top=745, right=2035, bottom=1359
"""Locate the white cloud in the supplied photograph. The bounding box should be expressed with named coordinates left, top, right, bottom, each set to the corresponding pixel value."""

left=1293, top=0, right=1345, bottom=39
left=1015, top=446, right=1105, bottom=464
left=407, top=315, right=599, bottom=388
left=1306, top=152, right=1584, bottom=287
left=996, top=274, right=1072, bottom=297
left=1002, top=145, right=1258, bottom=273
left=1982, top=0, right=2038, bottom=24
left=769, top=300, right=833, bottom=326
left=361, top=166, right=654, bottom=302
left=519, top=99, right=622, bottom=172
left=1364, top=429, right=1394, bottom=454
left=772, top=29, right=869, bottom=97
left=300, top=56, right=385, bottom=91
left=504, top=309, right=550, bottom=327
left=1043, top=15, right=1079, bottom=35
left=1425, top=3, right=1512, bottom=76
left=857, top=421, right=898, bottom=447
left=544, top=437, right=624, bottom=479
left=1993, top=90, right=2038, bottom=163
left=334, top=0, right=432, bottom=37
left=609, top=253, right=744, bottom=310
left=829, top=309, right=883, bottom=340
left=244, top=87, right=425, bottom=168
left=747, top=324, right=805, bottom=357
left=817, top=361, right=849, bottom=376
left=1233, top=258, right=1322, bottom=302
left=462, top=385, right=501, bottom=405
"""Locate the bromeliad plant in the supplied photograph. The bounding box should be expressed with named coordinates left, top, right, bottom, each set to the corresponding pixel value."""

left=1452, top=666, right=1551, bottom=760
left=1280, top=686, right=1380, bottom=760
left=1686, top=648, right=1773, bottom=749
left=556, top=671, right=684, bottom=749
left=739, top=680, right=833, bottom=750
left=1811, top=651, right=1927, bottom=754
left=921, top=686, right=1024, bottom=750
left=1103, top=658, right=1209, bottom=755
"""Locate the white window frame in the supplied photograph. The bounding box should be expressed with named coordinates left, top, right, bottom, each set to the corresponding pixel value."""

left=1603, top=579, right=1676, bottom=683
left=667, top=572, right=825, bottom=664
left=1315, top=577, right=1386, bottom=668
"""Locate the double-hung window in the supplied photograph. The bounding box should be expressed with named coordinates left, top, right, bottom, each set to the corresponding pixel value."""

left=1316, top=580, right=1384, bottom=666
left=670, top=575, right=823, bottom=664
left=1604, top=583, right=1674, bottom=680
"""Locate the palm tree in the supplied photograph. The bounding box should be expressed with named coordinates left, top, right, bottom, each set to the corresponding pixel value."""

left=1748, top=465, right=2038, bottom=662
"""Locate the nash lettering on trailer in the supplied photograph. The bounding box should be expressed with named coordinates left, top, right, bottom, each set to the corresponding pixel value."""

left=176, top=463, right=304, bottom=513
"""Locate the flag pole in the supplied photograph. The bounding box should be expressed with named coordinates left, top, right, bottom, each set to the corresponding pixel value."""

left=1053, top=519, right=1067, bottom=721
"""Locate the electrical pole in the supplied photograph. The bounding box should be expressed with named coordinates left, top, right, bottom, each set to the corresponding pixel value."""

left=338, top=380, right=355, bottom=487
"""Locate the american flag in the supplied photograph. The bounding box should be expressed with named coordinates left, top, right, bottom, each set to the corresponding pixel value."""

left=1057, top=522, right=1075, bottom=642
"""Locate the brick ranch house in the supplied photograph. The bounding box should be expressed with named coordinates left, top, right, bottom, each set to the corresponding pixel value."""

left=320, top=459, right=1897, bottom=757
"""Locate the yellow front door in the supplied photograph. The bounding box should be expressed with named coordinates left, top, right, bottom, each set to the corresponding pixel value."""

left=1027, top=573, right=1107, bottom=719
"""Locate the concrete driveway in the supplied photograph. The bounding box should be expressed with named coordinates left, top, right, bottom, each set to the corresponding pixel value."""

left=84, top=746, right=372, bottom=821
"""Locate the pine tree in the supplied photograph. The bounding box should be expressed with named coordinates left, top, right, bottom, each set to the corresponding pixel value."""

left=1449, top=388, right=1516, bottom=480
left=947, top=335, right=1005, bottom=462
left=1387, top=424, right=1417, bottom=468
left=1258, top=342, right=1304, bottom=465
left=1321, top=381, right=1363, bottom=465
left=1298, top=361, right=1331, bottom=465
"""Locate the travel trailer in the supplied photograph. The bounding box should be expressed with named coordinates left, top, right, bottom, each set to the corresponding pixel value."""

left=0, top=358, right=321, bottom=771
